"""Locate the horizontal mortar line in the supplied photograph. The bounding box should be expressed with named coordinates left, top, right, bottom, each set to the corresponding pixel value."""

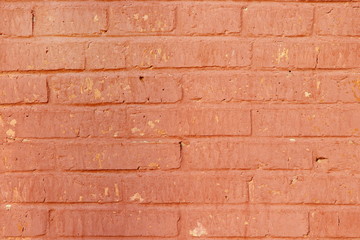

left=4, top=202, right=360, bottom=207
left=4, top=33, right=359, bottom=38
left=2, top=35, right=360, bottom=41
left=1, top=66, right=359, bottom=75
left=2, top=68, right=359, bottom=75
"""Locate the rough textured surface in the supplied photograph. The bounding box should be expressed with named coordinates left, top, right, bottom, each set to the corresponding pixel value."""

left=1, top=0, right=360, bottom=239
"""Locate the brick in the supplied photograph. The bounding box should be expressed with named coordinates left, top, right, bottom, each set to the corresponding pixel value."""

left=0, top=41, right=85, bottom=71
left=315, top=6, right=360, bottom=36
left=124, top=173, right=248, bottom=203
left=243, top=4, right=313, bottom=36
left=183, top=139, right=312, bottom=170
left=184, top=206, right=308, bottom=237
left=314, top=140, right=360, bottom=172
left=0, top=208, right=48, bottom=237
left=51, top=208, right=179, bottom=237
left=0, top=75, right=47, bottom=104
left=0, top=7, right=32, bottom=36
left=183, top=72, right=358, bottom=103
left=177, top=4, right=241, bottom=34
left=253, top=41, right=318, bottom=69
left=252, top=108, right=360, bottom=136
left=251, top=173, right=360, bottom=204
left=0, top=175, right=46, bottom=202
left=128, top=106, right=251, bottom=137
left=56, top=142, right=180, bottom=170
left=86, top=41, right=127, bottom=69
left=0, top=143, right=56, bottom=172
left=44, top=174, right=121, bottom=203
left=310, top=209, right=360, bottom=237
left=317, top=42, right=360, bottom=69
left=0, top=107, right=126, bottom=139
left=127, top=39, right=251, bottom=68
left=34, top=5, right=106, bottom=35
left=108, top=4, right=175, bottom=34
left=48, top=73, right=182, bottom=104
left=0, top=174, right=121, bottom=203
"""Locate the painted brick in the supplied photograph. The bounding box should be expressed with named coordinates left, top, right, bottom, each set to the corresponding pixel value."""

left=253, top=108, right=360, bottom=136
left=0, top=107, right=126, bottom=139
left=243, top=4, right=313, bottom=36
left=310, top=209, right=360, bottom=237
left=183, top=139, right=313, bottom=170
left=317, top=42, right=360, bottom=69
left=128, top=106, right=251, bottom=137
left=0, top=208, right=48, bottom=237
left=124, top=173, right=248, bottom=203
left=34, top=5, right=107, bottom=35
left=48, top=73, right=182, bottom=104
left=44, top=174, right=121, bottom=203
left=183, top=206, right=308, bottom=237
left=0, top=7, right=32, bottom=36
left=177, top=4, right=241, bottom=34
left=315, top=6, right=360, bottom=36
left=183, top=72, right=360, bottom=103
left=56, top=142, right=180, bottom=170
left=0, top=41, right=85, bottom=71
left=51, top=208, right=179, bottom=237
left=0, top=143, right=56, bottom=172
left=127, top=39, right=251, bottom=68
left=0, top=75, right=48, bottom=104
left=253, top=41, right=318, bottom=69
left=108, top=4, right=176, bottom=34
left=86, top=41, right=127, bottom=69
left=250, top=173, right=360, bottom=204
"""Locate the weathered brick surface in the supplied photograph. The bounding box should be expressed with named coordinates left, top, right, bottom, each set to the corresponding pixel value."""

left=34, top=5, right=107, bottom=35
left=51, top=208, right=179, bottom=237
left=2, top=0, right=360, bottom=238
left=243, top=4, right=313, bottom=36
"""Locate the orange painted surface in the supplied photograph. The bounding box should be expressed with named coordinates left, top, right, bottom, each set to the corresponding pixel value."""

left=1, top=0, right=360, bottom=239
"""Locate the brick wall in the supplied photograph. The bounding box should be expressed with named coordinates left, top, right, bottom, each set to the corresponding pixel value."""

left=1, top=0, right=360, bottom=239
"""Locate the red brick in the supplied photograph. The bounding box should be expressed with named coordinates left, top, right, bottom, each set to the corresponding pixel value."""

left=253, top=41, right=318, bottom=69
left=183, top=139, right=312, bottom=170
left=0, top=41, right=85, bottom=71
left=0, top=174, right=122, bottom=203
left=0, top=7, right=32, bottom=36
left=183, top=72, right=359, bottom=103
left=0, top=75, right=47, bottom=104
left=314, top=140, right=360, bottom=172
left=56, top=142, right=180, bottom=170
left=51, top=208, right=179, bottom=237
left=253, top=108, right=360, bottom=136
left=183, top=206, right=308, bottom=237
left=124, top=172, right=248, bottom=203
left=243, top=4, right=313, bottom=36
left=127, top=39, right=251, bottom=68
left=177, top=4, right=241, bottom=34
left=0, top=107, right=126, bottom=139
left=0, top=143, right=56, bottom=172
left=48, top=73, right=182, bottom=104
left=108, top=4, right=175, bottom=34
left=0, top=175, right=46, bottom=202
left=128, top=106, right=251, bottom=137
left=317, top=42, right=360, bottom=69
left=86, top=41, right=127, bottom=69
left=315, top=6, right=360, bottom=36
left=34, top=5, right=106, bottom=35
left=0, top=208, right=48, bottom=237
left=310, top=209, right=360, bottom=237
left=44, top=174, right=121, bottom=203
left=251, top=173, right=360, bottom=204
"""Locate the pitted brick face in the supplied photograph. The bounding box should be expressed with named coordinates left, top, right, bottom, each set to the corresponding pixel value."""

left=0, top=0, right=359, bottom=239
